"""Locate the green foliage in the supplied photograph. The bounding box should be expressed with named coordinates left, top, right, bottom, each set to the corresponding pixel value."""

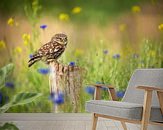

left=0, top=123, right=19, bottom=130
left=11, top=92, right=42, bottom=106
left=0, top=92, right=42, bottom=113
left=0, top=64, right=14, bottom=89
left=0, top=64, right=42, bottom=129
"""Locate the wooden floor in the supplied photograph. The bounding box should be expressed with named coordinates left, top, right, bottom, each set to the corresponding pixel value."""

left=0, top=113, right=140, bottom=130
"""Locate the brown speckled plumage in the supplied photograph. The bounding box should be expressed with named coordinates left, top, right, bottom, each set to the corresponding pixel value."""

left=28, top=33, right=67, bottom=67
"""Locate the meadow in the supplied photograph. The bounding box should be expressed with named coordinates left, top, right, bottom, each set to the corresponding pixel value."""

left=0, top=0, right=163, bottom=113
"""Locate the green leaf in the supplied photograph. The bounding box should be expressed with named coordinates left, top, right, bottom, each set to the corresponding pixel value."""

left=0, top=103, right=12, bottom=114
left=0, top=122, right=19, bottom=130
left=0, top=63, right=14, bottom=89
left=11, top=92, right=42, bottom=106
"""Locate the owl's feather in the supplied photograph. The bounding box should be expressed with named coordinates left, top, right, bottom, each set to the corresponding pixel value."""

left=28, top=33, right=67, bottom=67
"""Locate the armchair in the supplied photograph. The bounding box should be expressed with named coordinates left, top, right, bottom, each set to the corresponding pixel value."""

left=86, top=69, right=163, bottom=130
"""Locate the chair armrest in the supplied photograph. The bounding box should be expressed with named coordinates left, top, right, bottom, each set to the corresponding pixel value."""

left=137, top=85, right=163, bottom=116
left=137, top=86, right=163, bottom=92
left=89, top=84, right=117, bottom=101
left=89, top=84, right=115, bottom=89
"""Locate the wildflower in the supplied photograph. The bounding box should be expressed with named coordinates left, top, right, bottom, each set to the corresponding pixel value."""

left=22, top=34, right=30, bottom=41
left=158, top=24, right=163, bottom=31
left=29, top=54, right=33, bottom=59
left=5, top=82, right=14, bottom=89
left=119, top=24, right=127, bottom=32
left=69, top=62, right=75, bottom=66
left=14, top=47, right=22, bottom=53
left=40, top=24, right=47, bottom=30
left=22, top=33, right=30, bottom=45
left=72, top=7, right=82, bottom=14
left=85, top=86, right=95, bottom=95
left=131, top=5, right=141, bottom=13
left=50, top=91, right=64, bottom=105
left=38, top=68, right=49, bottom=75
left=0, top=40, right=6, bottom=49
left=0, top=92, right=2, bottom=104
left=116, top=91, right=125, bottom=98
left=103, top=50, right=109, bottom=55
left=113, top=54, right=120, bottom=59
left=7, top=18, right=14, bottom=26
left=59, top=13, right=69, bottom=21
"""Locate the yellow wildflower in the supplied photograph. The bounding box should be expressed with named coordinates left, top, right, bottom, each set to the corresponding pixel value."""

left=22, top=33, right=30, bottom=45
left=158, top=24, right=163, bottom=31
left=22, top=33, right=30, bottom=41
left=72, top=7, right=82, bottom=14
left=131, top=5, right=141, bottom=13
left=150, top=51, right=156, bottom=57
left=14, top=47, right=22, bottom=53
left=7, top=18, right=14, bottom=26
left=0, top=40, right=6, bottom=49
left=59, top=13, right=69, bottom=21
left=119, top=24, right=127, bottom=32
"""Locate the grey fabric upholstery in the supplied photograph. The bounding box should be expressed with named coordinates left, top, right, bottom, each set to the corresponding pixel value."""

left=86, top=100, right=163, bottom=122
left=123, top=69, right=163, bottom=106
left=85, top=69, right=163, bottom=122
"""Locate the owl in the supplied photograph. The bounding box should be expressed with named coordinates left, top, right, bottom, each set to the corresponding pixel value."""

left=28, top=33, right=68, bottom=67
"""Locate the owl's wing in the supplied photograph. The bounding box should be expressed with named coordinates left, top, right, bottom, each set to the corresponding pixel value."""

left=47, top=45, right=65, bottom=59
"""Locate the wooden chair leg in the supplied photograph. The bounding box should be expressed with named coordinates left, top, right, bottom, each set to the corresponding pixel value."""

left=157, top=91, right=163, bottom=114
left=121, top=121, right=127, bottom=130
left=92, top=113, right=98, bottom=130
left=141, top=90, right=152, bottom=130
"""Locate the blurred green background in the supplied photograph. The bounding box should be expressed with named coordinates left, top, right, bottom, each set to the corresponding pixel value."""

left=0, top=0, right=163, bottom=113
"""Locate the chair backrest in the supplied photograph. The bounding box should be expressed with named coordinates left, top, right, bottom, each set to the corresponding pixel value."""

left=122, top=69, right=163, bottom=107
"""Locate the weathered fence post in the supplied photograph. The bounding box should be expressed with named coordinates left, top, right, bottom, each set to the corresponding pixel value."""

left=49, top=62, right=83, bottom=113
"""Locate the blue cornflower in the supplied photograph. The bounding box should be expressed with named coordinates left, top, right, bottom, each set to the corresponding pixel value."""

left=69, top=62, right=75, bottom=66
left=0, top=92, right=2, bottom=104
left=5, top=82, right=14, bottom=89
left=85, top=86, right=95, bottom=95
left=103, top=50, right=109, bottom=55
left=113, top=54, right=120, bottom=59
left=116, top=91, right=125, bottom=98
left=50, top=91, right=64, bottom=105
left=38, top=68, right=50, bottom=75
left=40, top=24, right=47, bottom=30
left=29, top=54, right=33, bottom=59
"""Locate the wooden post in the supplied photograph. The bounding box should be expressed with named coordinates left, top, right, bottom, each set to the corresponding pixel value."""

left=49, top=62, right=59, bottom=113
left=49, top=62, right=83, bottom=112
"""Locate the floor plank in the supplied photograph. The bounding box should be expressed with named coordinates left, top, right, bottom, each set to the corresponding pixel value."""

left=0, top=113, right=120, bottom=130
